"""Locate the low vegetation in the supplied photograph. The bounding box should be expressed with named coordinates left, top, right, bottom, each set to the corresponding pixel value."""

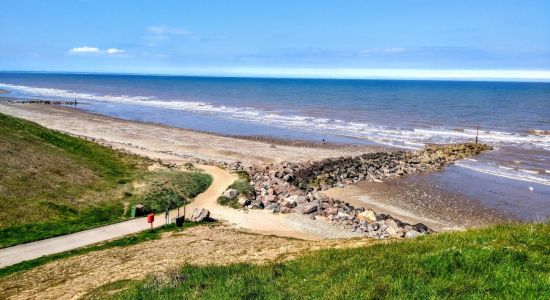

left=217, top=171, right=254, bottom=208
left=91, top=223, right=549, bottom=299
left=230, top=171, right=255, bottom=198
left=0, top=113, right=211, bottom=248
left=216, top=195, right=240, bottom=208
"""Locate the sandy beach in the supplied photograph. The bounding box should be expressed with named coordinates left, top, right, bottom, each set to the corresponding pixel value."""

left=0, top=103, right=508, bottom=232
left=0, top=104, right=374, bottom=166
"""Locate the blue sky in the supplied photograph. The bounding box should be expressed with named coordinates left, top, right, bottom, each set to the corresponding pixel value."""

left=1, top=0, right=550, bottom=80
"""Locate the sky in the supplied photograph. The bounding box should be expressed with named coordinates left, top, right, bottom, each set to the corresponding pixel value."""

left=1, top=0, right=550, bottom=80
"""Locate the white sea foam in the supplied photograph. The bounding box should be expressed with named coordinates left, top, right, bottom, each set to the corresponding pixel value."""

left=2, top=82, right=549, bottom=185
left=456, top=162, right=550, bottom=186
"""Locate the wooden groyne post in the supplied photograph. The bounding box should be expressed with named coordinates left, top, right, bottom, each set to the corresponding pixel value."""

left=0, top=96, right=77, bottom=106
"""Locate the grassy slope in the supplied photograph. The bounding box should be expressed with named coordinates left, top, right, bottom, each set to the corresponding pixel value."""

left=96, top=223, right=548, bottom=299
left=0, top=112, right=211, bottom=248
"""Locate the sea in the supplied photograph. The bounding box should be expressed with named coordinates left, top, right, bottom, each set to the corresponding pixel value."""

left=1, top=72, right=549, bottom=221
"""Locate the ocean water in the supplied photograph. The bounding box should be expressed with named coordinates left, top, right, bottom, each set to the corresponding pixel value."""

left=1, top=72, right=549, bottom=220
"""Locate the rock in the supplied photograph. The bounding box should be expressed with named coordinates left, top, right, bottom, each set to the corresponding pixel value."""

left=413, top=223, right=430, bottom=233
left=282, top=196, right=298, bottom=208
left=280, top=207, right=292, bottom=214
left=322, top=207, right=338, bottom=217
left=265, top=203, right=280, bottom=213
left=223, top=188, right=239, bottom=199
left=336, top=211, right=352, bottom=220
left=249, top=200, right=264, bottom=209
left=237, top=197, right=251, bottom=207
left=302, top=203, right=318, bottom=214
left=263, top=194, right=278, bottom=202
left=384, top=218, right=400, bottom=237
left=190, top=208, right=210, bottom=222
left=356, top=209, right=377, bottom=223
left=404, top=230, right=424, bottom=239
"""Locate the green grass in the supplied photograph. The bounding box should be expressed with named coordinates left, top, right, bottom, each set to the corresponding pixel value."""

left=0, top=112, right=212, bottom=247
left=216, top=171, right=254, bottom=208
left=140, top=170, right=213, bottom=199
left=216, top=196, right=240, bottom=209
left=94, top=223, right=549, bottom=299
left=0, top=222, right=208, bottom=278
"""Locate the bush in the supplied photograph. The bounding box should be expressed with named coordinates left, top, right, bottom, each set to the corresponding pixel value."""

left=142, top=188, right=185, bottom=213
left=217, top=196, right=240, bottom=209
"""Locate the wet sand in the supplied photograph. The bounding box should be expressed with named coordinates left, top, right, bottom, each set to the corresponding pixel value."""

left=323, top=171, right=510, bottom=232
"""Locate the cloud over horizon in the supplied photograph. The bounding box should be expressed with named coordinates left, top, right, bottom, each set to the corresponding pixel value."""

left=68, top=46, right=126, bottom=55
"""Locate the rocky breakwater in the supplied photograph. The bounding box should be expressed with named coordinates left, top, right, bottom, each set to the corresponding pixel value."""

left=239, top=143, right=491, bottom=238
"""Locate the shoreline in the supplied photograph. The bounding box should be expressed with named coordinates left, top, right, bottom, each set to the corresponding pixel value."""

left=0, top=103, right=511, bottom=231
left=0, top=103, right=379, bottom=165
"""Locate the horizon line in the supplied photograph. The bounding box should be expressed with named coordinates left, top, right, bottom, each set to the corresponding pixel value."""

left=2, top=68, right=550, bottom=83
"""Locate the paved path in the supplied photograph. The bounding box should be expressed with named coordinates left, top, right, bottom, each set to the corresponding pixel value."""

left=0, top=165, right=236, bottom=268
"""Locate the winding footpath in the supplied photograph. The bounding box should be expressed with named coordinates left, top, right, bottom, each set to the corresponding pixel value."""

left=0, top=164, right=323, bottom=268
left=0, top=165, right=235, bottom=268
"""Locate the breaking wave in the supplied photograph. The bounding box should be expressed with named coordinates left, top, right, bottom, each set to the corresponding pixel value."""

left=2, top=82, right=549, bottom=185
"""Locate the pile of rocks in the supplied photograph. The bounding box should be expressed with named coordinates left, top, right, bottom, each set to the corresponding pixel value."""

left=233, top=143, right=491, bottom=238
left=248, top=189, right=431, bottom=238
left=248, top=143, right=492, bottom=193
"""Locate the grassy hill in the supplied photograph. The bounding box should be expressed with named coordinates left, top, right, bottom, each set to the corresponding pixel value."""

left=0, top=112, right=211, bottom=248
left=89, top=223, right=549, bottom=299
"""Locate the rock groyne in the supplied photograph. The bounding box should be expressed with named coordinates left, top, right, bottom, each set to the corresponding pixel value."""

left=229, top=143, right=492, bottom=238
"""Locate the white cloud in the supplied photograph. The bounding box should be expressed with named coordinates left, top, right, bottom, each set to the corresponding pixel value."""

left=106, top=48, right=126, bottom=54
left=68, top=46, right=126, bottom=55
left=69, top=46, right=100, bottom=54
left=147, top=25, right=192, bottom=36
left=145, top=25, right=196, bottom=44
left=360, top=48, right=408, bottom=55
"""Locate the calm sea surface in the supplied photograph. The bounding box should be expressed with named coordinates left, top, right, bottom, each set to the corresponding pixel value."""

left=1, top=72, right=549, bottom=220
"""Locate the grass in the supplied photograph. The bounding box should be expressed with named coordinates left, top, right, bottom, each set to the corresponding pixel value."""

left=216, top=171, right=254, bottom=208
left=92, top=223, right=548, bottom=299
left=0, top=112, right=212, bottom=247
left=0, top=222, right=208, bottom=278
left=216, top=196, right=240, bottom=209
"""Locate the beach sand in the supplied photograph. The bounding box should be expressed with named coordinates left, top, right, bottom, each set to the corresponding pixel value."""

left=0, top=104, right=374, bottom=166
left=0, top=103, right=507, bottom=231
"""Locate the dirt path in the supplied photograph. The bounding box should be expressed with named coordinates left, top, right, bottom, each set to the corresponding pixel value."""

left=185, top=165, right=356, bottom=240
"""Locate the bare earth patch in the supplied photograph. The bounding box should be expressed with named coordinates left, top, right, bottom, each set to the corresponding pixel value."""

left=0, top=225, right=376, bottom=300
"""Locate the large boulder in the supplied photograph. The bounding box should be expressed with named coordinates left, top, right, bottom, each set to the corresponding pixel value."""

left=223, top=189, right=239, bottom=199
left=282, top=196, right=298, bottom=208
left=302, top=203, right=318, bottom=214
left=237, top=196, right=251, bottom=207
left=190, top=208, right=210, bottom=222
left=384, top=218, right=401, bottom=237
left=356, top=209, right=377, bottom=223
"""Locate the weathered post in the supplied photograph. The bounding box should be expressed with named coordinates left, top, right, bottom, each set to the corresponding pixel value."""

left=475, top=127, right=479, bottom=144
